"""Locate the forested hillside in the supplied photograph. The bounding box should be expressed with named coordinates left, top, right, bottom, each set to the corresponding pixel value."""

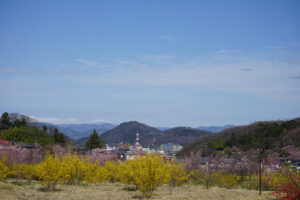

left=178, top=118, right=300, bottom=157
left=0, top=112, right=74, bottom=146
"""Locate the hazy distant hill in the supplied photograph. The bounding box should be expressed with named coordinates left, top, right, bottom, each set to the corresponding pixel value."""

left=178, top=117, right=300, bottom=157
left=97, top=121, right=212, bottom=147
left=197, top=125, right=234, bottom=133
left=53, top=123, right=117, bottom=140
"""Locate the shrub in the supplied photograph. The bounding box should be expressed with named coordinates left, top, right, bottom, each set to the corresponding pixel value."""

left=168, top=158, right=190, bottom=194
left=273, top=182, right=300, bottom=200
left=168, top=160, right=190, bottom=187
left=35, top=152, right=64, bottom=190
left=60, top=153, right=88, bottom=185
left=0, top=157, right=13, bottom=181
left=104, top=161, right=119, bottom=182
left=84, top=162, right=107, bottom=183
left=119, top=154, right=170, bottom=198
left=215, top=173, right=238, bottom=188
left=13, top=163, right=36, bottom=180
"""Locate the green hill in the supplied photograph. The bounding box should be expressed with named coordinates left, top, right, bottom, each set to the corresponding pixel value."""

left=177, top=117, right=300, bottom=157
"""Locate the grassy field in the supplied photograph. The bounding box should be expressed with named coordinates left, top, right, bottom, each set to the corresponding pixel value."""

left=0, top=179, right=274, bottom=200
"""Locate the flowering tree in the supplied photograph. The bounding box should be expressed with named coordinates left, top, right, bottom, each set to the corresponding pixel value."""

left=86, top=148, right=118, bottom=165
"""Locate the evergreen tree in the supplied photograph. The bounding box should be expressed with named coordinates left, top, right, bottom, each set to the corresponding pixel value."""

left=86, top=129, right=105, bottom=149
left=53, top=128, right=66, bottom=146
left=13, top=117, right=27, bottom=127
left=0, top=112, right=12, bottom=130
left=43, top=125, right=48, bottom=133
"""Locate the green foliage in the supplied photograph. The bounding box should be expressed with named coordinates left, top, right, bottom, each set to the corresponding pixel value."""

left=86, top=130, right=105, bottom=149
left=209, top=139, right=225, bottom=150
left=220, top=120, right=298, bottom=153
left=13, top=118, right=27, bottom=127
left=53, top=128, right=66, bottom=146
left=0, top=126, right=53, bottom=146
left=0, top=112, right=12, bottom=130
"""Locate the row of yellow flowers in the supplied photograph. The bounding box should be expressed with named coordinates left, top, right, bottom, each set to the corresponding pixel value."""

left=0, top=153, right=190, bottom=198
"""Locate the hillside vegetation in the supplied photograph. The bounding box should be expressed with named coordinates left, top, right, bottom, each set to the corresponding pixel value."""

left=0, top=112, right=73, bottom=147
left=178, top=117, right=300, bottom=157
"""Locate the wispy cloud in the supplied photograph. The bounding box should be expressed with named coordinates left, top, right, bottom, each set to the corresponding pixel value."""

left=75, top=58, right=97, bottom=66
left=64, top=51, right=300, bottom=101
left=30, top=116, right=78, bottom=124
left=3, top=50, right=300, bottom=101
left=89, top=119, right=113, bottom=124
left=155, top=35, right=176, bottom=41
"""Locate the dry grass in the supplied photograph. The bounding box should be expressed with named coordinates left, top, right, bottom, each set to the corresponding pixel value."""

left=0, top=179, right=274, bottom=200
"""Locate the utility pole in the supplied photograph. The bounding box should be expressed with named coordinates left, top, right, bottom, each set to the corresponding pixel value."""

left=205, top=143, right=209, bottom=189
left=259, top=146, right=264, bottom=196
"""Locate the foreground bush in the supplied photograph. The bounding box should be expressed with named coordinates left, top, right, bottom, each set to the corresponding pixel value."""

left=13, top=163, right=36, bottom=180
left=0, top=158, right=12, bottom=181
left=273, top=182, right=300, bottom=200
left=60, top=153, right=88, bottom=185
left=273, top=167, right=300, bottom=200
left=119, top=154, right=170, bottom=198
left=168, top=159, right=190, bottom=194
left=35, top=153, right=64, bottom=190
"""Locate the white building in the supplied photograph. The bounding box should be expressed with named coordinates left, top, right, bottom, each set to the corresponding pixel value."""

left=160, top=143, right=183, bottom=153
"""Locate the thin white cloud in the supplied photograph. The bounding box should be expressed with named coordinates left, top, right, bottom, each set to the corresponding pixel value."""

left=65, top=51, right=300, bottom=101
left=31, top=116, right=78, bottom=124
left=89, top=119, right=113, bottom=124
left=75, top=58, right=97, bottom=66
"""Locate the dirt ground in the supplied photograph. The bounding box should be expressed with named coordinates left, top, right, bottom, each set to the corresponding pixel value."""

left=0, top=179, right=274, bottom=200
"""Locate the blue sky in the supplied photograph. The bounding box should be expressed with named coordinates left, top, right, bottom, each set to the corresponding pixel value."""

left=0, top=0, right=300, bottom=127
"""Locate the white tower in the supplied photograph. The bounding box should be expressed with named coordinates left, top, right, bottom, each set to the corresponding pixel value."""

left=135, top=131, right=142, bottom=149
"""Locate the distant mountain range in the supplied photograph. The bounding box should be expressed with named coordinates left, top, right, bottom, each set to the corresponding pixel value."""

left=197, top=125, right=235, bottom=133
left=4, top=113, right=238, bottom=147
left=51, top=123, right=117, bottom=140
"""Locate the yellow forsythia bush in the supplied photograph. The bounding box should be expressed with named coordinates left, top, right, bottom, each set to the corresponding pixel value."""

left=215, top=172, right=238, bottom=188
left=60, top=153, right=89, bottom=185
left=0, top=157, right=13, bottom=181
left=262, top=170, right=290, bottom=190
left=119, top=154, right=170, bottom=198
left=13, top=163, right=36, bottom=181
left=84, top=162, right=108, bottom=183
left=35, top=152, right=64, bottom=190
left=168, top=158, right=190, bottom=187
left=245, top=171, right=290, bottom=190
left=104, top=161, right=120, bottom=182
